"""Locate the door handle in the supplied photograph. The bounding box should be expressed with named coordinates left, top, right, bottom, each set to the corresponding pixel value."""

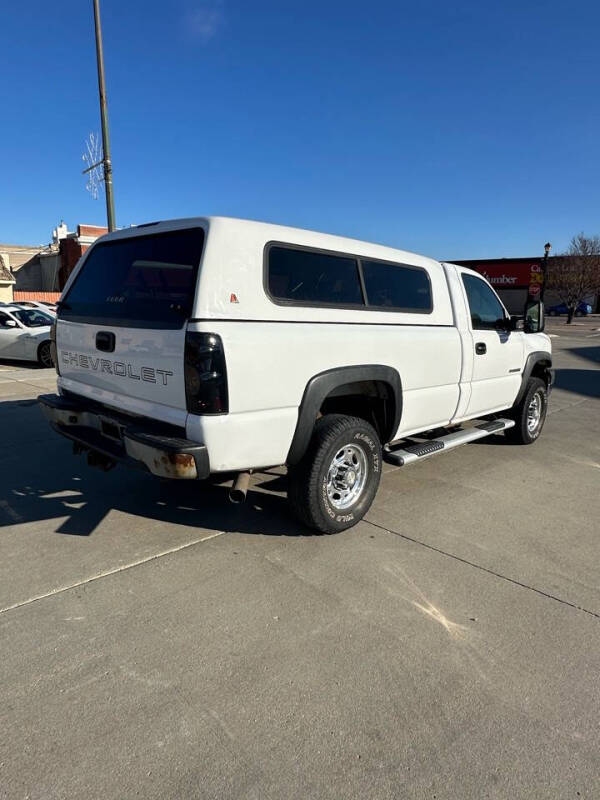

left=96, top=331, right=116, bottom=352
left=475, top=342, right=487, bottom=355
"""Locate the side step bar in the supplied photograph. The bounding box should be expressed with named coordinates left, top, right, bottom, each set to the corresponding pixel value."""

left=383, top=418, right=515, bottom=467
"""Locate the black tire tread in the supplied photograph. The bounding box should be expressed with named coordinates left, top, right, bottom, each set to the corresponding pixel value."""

left=288, top=414, right=381, bottom=533
left=38, top=340, right=52, bottom=368
left=505, top=376, right=547, bottom=444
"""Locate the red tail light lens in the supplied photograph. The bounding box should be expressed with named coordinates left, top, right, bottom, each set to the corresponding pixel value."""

left=184, top=332, right=228, bottom=415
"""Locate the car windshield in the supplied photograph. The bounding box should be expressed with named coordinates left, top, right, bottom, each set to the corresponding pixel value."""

left=11, top=309, right=53, bottom=327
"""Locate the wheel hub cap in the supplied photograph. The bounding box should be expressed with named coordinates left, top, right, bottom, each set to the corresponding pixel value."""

left=527, top=391, right=543, bottom=433
left=326, top=444, right=368, bottom=510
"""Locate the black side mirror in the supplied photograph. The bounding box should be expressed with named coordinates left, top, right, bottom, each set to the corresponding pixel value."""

left=524, top=299, right=545, bottom=333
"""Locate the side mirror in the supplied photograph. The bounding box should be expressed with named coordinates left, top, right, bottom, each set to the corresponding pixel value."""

left=5, top=319, right=18, bottom=329
left=524, top=300, right=545, bottom=333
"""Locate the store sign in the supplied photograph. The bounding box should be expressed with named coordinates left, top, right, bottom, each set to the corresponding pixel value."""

left=476, top=262, right=541, bottom=289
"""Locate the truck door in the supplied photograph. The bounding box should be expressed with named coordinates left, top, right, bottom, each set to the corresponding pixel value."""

left=459, top=271, right=523, bottom=417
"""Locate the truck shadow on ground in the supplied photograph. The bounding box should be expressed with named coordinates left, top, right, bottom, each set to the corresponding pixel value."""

left=565, top=345, right=600, bottom=365
left=0, top=400, right=315, bottom=538
left=553, top=367, right=600, bottom=399
left=1, top=465, right=312, bottom=538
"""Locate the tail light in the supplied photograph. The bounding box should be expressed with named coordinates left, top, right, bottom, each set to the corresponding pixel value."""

left=184, top=332, right=228, bottom=415
left=50, top=322, right=60, bottom=375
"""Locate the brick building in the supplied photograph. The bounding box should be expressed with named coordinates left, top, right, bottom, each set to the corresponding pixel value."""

left=57, top=224, right=108, bottom=288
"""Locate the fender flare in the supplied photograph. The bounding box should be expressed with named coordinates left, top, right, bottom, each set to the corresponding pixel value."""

left=286, top=364, right=402, bottom=465
left=513, top=351, right=553, bottom=407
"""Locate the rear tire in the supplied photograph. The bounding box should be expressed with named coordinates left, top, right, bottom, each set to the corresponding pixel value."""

left=38, top=341, right=53, bottom=369
left=288, top=414, right=382, bottom=533
left=505, top=377, right=548, bottom=444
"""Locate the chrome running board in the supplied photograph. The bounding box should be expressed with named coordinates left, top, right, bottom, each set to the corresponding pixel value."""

left=383, top=418, right=515, bottom=467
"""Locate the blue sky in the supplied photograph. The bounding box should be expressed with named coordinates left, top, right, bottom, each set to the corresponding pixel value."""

left=2, top=0, right=599, bottom=258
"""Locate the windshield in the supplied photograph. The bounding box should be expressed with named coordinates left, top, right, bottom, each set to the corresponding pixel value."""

left=60, top=228, right=205, bottom=329
left=12, top=309, right=53, bottom=327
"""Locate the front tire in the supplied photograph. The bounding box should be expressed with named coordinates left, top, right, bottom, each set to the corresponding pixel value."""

left=288, top=414, right=382, bottom=533
left=505, top=377, right=548, bottom=444
left=38, top=341, right=53, bottom=368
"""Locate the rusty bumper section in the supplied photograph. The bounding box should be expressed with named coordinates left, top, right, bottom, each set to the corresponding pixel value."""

left=38, top=394, right=209, bottom=480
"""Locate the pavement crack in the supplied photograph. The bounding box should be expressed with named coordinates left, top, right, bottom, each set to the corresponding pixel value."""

left=365, top=518, right=600, bottom=620
left=0, top=531, right=225, bottom=616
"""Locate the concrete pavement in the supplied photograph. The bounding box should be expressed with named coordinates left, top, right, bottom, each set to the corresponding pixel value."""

left=0, top=327, right=598, bottom=799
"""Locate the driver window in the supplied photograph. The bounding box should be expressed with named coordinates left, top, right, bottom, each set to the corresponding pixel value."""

left=0, top=313, right=13, bottom=328
left=461, top=274, right=506, bottom=330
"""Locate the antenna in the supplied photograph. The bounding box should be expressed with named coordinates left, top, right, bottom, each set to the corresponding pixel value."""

left=82, top=132, right=104, bottom=201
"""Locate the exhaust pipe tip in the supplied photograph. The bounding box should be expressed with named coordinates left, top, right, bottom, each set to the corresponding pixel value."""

left=229, top=488, right=246, bottom=504
left=229, top=471, right=251, bottom=504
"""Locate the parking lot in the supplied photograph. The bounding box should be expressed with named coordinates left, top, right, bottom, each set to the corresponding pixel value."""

left=1, top=319, right=599, bottom=799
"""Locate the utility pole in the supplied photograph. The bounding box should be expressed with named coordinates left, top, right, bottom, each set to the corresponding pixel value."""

left=92, top=0, right=116, bottom=231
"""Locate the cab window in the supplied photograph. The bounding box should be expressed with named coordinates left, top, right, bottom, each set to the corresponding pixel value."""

left=462, top=274, right=506, bottom=330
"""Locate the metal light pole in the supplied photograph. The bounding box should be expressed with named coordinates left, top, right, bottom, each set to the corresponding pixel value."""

left=92, top=0, right=116, bottom=231
left=541, top=241, right=551, bottom=301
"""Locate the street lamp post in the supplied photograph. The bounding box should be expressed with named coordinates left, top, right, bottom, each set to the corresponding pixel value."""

left=92, top=0, right=116, bottom=231
left=541, top=241, right=551, bottom=301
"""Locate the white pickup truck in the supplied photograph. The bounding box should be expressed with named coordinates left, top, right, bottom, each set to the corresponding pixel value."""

left=39, top=217, right=552, bottom=532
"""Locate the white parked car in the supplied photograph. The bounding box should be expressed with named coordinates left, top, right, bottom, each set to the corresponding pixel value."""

left=14, top=300, right=57, bottom=315
left=0, top=306, right=55, bottom=367
left=39, top=217, right=553, bottom=532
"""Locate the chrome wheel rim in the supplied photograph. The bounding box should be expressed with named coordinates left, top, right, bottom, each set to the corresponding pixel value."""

left=326, top=444, right=368, bottom=510
left=527, top=391, right=543, bottom=433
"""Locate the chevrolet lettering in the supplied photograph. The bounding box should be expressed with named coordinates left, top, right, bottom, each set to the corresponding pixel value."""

left=61, top=351, right=173, bottom=385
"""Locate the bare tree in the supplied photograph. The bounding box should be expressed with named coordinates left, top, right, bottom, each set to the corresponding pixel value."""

left=546, top=233, right=600, bottom=323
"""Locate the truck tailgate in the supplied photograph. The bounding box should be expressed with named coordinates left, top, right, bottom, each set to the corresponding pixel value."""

left=56, top=319, right=187, bottom=413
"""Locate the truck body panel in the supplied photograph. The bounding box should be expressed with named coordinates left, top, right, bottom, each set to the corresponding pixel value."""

left=47, top=216, right=551, bottom=477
